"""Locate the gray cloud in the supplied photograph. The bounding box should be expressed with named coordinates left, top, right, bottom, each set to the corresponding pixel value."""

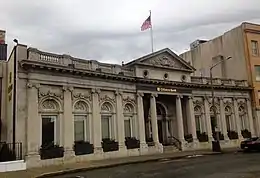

left=1, top=0, right=260, bottom=64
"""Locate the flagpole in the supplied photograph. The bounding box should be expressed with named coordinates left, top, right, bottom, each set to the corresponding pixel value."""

left=149, top=10, right=154, bottom=53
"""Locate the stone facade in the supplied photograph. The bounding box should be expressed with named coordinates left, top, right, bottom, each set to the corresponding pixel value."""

left=3, top=46, right=254, bottom=168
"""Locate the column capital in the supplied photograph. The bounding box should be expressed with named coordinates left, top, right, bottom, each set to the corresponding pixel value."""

left=115, top=90, right=123, bottom=96
left=176, top=95, right=183, bottom=99
left=245, top=98, right=251, bottom=102
left=91, top=88, right=101, bottom=94
left=188, top=96, right=194, bottom=100
left=137, top=92, right=144, bottom=97
left=232, top=97, right=238, bottom=102
left=27, top=82, right=40, bottom=89
left=62, top=86, right=73, bottom=92
left=151, top=93, right=158, bottom=98
left=219, top=97, right=224, bottom=101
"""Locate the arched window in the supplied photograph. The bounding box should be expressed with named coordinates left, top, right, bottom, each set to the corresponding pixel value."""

left=101, top=102, right=114, bottom=140
left=73, top=100, right=90, bottom=143
left=123, top=103, right=135, bottom=138
left=40, top=98, right=61, bottom=147
left=239, top=106, right=247, bottom=130
left=225, top=106, right=232, bottom=132
left=194, top=105, right=202, bottom=133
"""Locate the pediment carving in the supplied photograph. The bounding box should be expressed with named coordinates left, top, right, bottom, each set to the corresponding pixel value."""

left=144, top=55, right=185, bottom=69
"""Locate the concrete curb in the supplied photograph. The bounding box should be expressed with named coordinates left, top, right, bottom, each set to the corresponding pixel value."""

left=37, top=152, right=222, bottom=178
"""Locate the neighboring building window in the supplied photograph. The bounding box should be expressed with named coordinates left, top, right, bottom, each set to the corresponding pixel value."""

left=74, top=115, right=87, bottom=142
left=42, top=115, right=56, bottom=147
left=251, top=40, right=259, bottom=56
left=255, top=66, right=260, bottom=81
left=101, top=116, right=110, bottom=139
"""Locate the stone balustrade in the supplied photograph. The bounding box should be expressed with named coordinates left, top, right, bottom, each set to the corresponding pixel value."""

left=27, top=48, right=134, bottom=76
left=191, top=76, right=248, bottom=87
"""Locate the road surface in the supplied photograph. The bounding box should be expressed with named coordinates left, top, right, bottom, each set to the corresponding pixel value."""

left=52, top=152, right=260, bottom=178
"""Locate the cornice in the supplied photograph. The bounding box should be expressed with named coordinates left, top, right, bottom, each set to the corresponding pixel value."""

left=20, top=60, right=252, bottom=91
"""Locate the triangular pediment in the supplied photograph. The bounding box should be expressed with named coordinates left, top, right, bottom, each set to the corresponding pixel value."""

left=125, top=48, right=195, bottom=72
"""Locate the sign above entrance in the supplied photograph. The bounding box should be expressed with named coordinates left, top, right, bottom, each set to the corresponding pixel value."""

left=156, top=87, right=176, bottom=92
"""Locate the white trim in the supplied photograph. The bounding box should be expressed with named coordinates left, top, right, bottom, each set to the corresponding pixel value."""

left=41, top=115, right=58, bottom=145
left=74, top=115, right=88, bottom=142
left=124, top=116, right=133, bottom=137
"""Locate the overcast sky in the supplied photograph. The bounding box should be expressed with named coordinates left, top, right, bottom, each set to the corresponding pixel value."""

left=1, top=0, right=260, bottom=64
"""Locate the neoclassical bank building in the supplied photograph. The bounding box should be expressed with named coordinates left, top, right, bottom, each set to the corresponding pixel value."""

left=3, top=45, right=255, bottom=168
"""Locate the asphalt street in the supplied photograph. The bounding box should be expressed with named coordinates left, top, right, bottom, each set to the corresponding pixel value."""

left=52, top=152, right=260, bottom=178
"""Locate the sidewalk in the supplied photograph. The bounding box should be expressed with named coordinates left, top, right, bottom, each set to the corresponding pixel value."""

left=0, top=149, right=234, bottom=178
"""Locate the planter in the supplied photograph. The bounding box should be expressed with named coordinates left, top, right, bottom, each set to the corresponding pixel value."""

left=228, top=131, right=238, bottom=140
left=184, top=134, right=193, bottom=143
left=40, top=144, right=64, bottom=160
left=197, top=132, right=208, bottom=142
left=102, top=139, right=119, bottom=152
left=74, top=141, right=94, bottom=155
left=241, top=129, right=251, bottom=138
left=125, top=137, right=140, bottom=149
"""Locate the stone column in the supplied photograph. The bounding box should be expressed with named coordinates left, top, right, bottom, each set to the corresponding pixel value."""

left=219, top=98, right=229, bottom=141
left=91, top=88, right=102, bottom=153
left=186, top=96, right=198, bottom=142
left=176, top=95, right=185, bottom=143
left=246, top=98, right=256, bottom=137
left=137, top=93, right=148, bottom=153
left=115, top=90, right=126, bottom=151
left=204, top=97, right=213, bottom=141
left=233, top=98, right=243, bottom=139
left=150, top=93, right=160, bottom=144
left=63, top=86, right=75, bottom=158
left=25, top=83, right=41, bottom=165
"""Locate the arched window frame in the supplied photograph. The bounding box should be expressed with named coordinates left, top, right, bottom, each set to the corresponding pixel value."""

left=123, top=102, right=136, bottom=138
left=39, top=97, right=62, bottom=146
left=194, top=105, right=203, bottom=133
left=73, top=99, right=91, bottom=142
left=100, top=101, right=115, bottom=140
left=224, top=105, right=233, bottom=132
left=238, top=105, right=247, bottom=130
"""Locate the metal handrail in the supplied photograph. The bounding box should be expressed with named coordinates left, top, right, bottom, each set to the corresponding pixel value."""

left=167, top=136, right=182, bottom=150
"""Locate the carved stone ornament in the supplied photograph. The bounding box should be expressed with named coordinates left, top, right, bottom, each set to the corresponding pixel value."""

left=39, top=90, right=63, bottom=100
left=27, top=82, right=40, bottom=89
left=225, top=105, right=232, bottom=115
left=42, top=99, right=58, bottom=111
left=224, top=100, right=232, bottom=106
left=123, top=96, right=136, bottom=105
left=101, top=102, right=113, bottom=113
left=74, top=101, right=88, bottom=112
left=99, top=95, right=115, bottom=104
left=193, top=99, right=203, bottom=106
left=124, top=103, right=134, bottom=113
left=73, top=92, right=91, bottom=101
left=194, top=105, right=202, bottom=115
left=146, top=56, right=180, bottom=68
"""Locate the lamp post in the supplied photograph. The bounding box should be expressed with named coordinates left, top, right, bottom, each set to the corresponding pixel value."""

left=210, top=56, right=232, bottom=152
left=12, top=39, right=18, bottom=151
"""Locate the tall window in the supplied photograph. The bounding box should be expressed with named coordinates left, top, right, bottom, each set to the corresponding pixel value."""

left=225, top=115, right=231, bottom=131
left=74, top=115, right=87, bottom=142
left=195, top=115, right=201, bottom=132
left=251, top=40, right=259, bottom=56
left=124, top=117, right=132, bottom=138
left=101, top=115, right=110, bottom=139
left=123, top=103, right=135, bottom=138
left=42, top=115, right=56, bottom=147
left=255, top=66, right=260, bottom=81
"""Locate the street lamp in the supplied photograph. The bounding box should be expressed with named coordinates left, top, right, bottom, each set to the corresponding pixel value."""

left=210, top=56, right=232, bottom=152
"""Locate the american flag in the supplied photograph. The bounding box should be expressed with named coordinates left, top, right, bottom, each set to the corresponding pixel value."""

left=141, top=15, right=152, bottom=31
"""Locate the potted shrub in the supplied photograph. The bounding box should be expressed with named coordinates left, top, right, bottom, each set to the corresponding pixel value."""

left=241, top=129, right=251, bottom=138
left=40, top=143, right=64, bottom=160
left=228, top=131, right=238, bottom=140
left=102, top=138, right=119, bottom=152
left=125, top=137, right=140, bottom=149
left=184, top=134, right=193, bottom=143
left=197, top=132, right=209, bottom=142
left=74, top=141, right=94, bottom=155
